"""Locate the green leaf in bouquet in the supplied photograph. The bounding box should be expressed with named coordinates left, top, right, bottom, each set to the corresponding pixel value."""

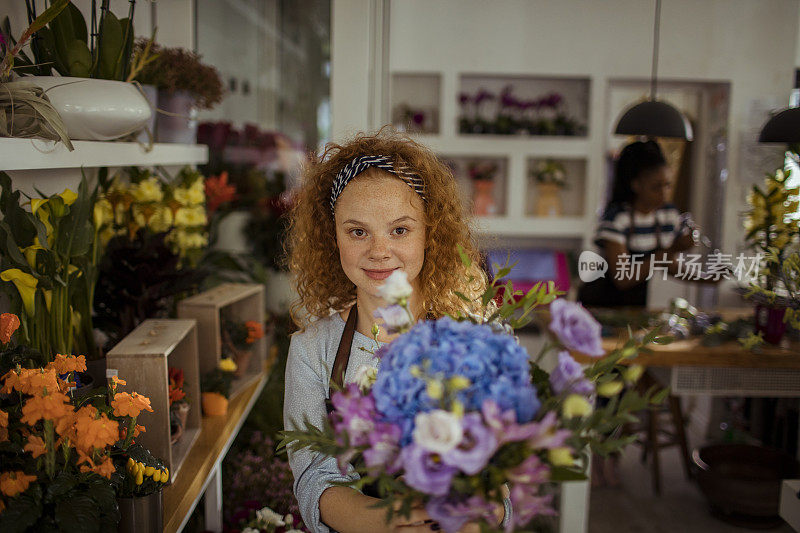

left=453, top=290, right=472, bottom=303
left=115, top=18, right=135, bottom=81
left=0, top=482, right=43, bottom=533
left=48, top=3, right=87, bottom=76
left=650, top=386, right=670, bottom=405
left=549, top=466, right=587, bottom=482
left=0, top=221, right=30, bottom=267
left=457, top=243, right=472, bottom=268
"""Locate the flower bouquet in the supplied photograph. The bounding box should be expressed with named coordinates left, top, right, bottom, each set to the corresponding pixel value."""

left=168, top=366, right=190, bottom=444
left=531, top=160, right=567, bottom=188
left=0, top=313, right=161, bottom=532
left=280, top=250, right=668, bottom=532
left=221, top=313, right=265, bottom=378
left=201, top=358, right=238, bottom=416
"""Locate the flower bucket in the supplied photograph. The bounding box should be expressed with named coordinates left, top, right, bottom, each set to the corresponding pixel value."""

left=472, top=180, right=496, bottom=216
left=118, top=490, right=163, bottom=533
left=25, top=76, right=152, bottom=141
left=535, top=182, right=563, bottom=217
left=156, top=89, right=198, bottom=143
left=754, top=304, right=787, bottom=345
left=202, top=391, right=228, bottom=416
left=170, top=402, right=190, bottom=444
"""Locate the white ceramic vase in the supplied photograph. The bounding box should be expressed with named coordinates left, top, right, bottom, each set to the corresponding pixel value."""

left=24, top=76, right=152, bottom=141
left=156, top=90, right=198, bottom=144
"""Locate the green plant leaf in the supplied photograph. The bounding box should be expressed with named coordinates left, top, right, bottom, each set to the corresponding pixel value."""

left=96, top=12, right=124, bottom=80
left=0, top=483, right=43, bottom=533
left=44, top=472, right=78, bottom=502
left=55, top=494, right=100, bottom=533
left=64, top=39, right=92, bottom=78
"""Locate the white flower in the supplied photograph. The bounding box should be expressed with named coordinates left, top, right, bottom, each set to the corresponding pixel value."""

left=256, top=507, right=285, bottom=527
left=413, top=409, right=463, bottom=454
left=354, top=364, right=378, bottom=392
left=377, top=270, right=413, bottom=304
left=242, top=528, right=259, bottom=533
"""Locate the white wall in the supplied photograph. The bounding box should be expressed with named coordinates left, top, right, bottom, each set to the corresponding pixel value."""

left=332, top=0, right=800, bottom=257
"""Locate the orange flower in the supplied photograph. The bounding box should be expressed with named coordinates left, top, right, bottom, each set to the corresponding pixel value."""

left=0, top=410, right=7, bottom=428
left=0, top=498, right=5, bottom=513
left=73, top=409, right=118, bottom=453
left=169, top=386, right=186, bottom=405
left=245, top=321, right=264, bottom=343
left=111, top=392, right=153, bottom=418
left=23, top=435, right=46, bottom=458
left=54, top=409, right=77, bottom=440
left=111, top=376, right=127, bottom=390
left=205, top=171, right=237, bottom=214
left=92, top=455, right=116, bottom=479
left=120, top=423, right=146, bottom=441
left=49, top=354, right=87, bottom=375
left=4, top=368, right=59, bottom=396
left=0, top=313, right=20, bottom=344
left=0, top=471, right=37, bottom=497
left=75, top=448, right=95, bottom=468
left=20, top=391, right=72, bottom=425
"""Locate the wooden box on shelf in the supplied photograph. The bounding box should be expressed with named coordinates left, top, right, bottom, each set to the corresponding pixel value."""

left=177, top=283, right=266, bottom=398
left=106, top=319, right=201, bottom=482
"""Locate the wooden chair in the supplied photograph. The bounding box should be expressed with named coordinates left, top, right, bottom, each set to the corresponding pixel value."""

left=635, top=371, right=693, bottom=494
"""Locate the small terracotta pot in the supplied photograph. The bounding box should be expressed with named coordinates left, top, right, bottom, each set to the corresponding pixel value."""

left=201, top=392, right=228, bottom=416
left=232, top=347, right=253, bottom=378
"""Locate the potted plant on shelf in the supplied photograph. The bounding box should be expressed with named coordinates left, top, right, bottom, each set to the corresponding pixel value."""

left=5, top=1, right=154, bottom=141
left=0, top=313, right=159, bottom=532
left=531, top=159, right=567, bottom=217
left=168, top=366, right=190, bottom=444
left=467, top=160, right=499, bottom=216
left=201, top=358, right=237, bottom=416
left=743, top=166, right=800, bottom=343
left=221, top=313, right=264, bottom=378
left=133, top=40, right=224, bottom=143
left=115, top=443, right=170, bottom=533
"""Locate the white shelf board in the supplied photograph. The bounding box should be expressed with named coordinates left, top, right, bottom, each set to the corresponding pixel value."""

left=0, top=138, right=208, bottom=171
left=473, top=216, right=587, bottom=238
left=411, top=133, right=590, bottom=158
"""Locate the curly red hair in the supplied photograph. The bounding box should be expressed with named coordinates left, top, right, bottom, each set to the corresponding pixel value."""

left=286, top=129, right=487, bottom=328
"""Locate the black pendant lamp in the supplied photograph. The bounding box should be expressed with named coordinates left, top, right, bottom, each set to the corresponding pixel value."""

left=614, top=0, right=693, bottom=141
left=758, top=72, right=800, bottom=143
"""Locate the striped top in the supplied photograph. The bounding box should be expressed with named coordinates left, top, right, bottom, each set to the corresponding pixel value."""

left=594, top=202, right=692, bottom=255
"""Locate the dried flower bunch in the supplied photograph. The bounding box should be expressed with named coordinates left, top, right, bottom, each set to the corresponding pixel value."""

left=133, top=39, right=224, bottom=110
left=222, top=313, right=265, bottom=352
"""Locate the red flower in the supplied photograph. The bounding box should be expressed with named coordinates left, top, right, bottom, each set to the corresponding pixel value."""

left=0, top=313, right=20, bottom=344
left=205, top=172, right=238, bottom=214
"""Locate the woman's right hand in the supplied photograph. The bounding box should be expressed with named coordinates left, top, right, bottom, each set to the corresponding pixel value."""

left=389, top=500, right=438, bottom=532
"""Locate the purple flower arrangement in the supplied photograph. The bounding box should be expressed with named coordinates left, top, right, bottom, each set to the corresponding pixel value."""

left=458, top=85, right=585, bottom=136
left=280, top=264, right=669, bottom=532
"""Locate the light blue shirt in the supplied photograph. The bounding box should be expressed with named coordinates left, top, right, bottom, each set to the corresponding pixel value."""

left=283, top=312, right=384, bottom=533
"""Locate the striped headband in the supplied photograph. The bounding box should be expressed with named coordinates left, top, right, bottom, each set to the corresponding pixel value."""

left=329, top=155, right=426, bottom=214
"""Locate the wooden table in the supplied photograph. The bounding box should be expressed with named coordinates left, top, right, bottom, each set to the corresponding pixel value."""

left=162, top=370, right=267, bottom=533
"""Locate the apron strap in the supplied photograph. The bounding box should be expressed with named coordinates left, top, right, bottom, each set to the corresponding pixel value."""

left=329, top=304, right=358, bottom=400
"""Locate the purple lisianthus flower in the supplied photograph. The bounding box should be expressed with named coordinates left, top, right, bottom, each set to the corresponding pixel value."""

left=426, top=495, right=496, bottom=533
left=373, top=305, right=412, bottom=334
left=509, top=483, right=556, bottom=531
left=441, top=413, right=497, bottom=474
left=482, top=401, right=570, bottom=448
left=363, top=422, right=403, bottom=475
left=458, top=92, right=471, bottom=106
left=330, top=383, right=377, bottom=447
left=400, top=443, right=458, bottom=496
left=549, top=351, right=594, bottom=396
left=507, top=454, right=550, bottom=486
left=548, top=299, right=604, bottom=357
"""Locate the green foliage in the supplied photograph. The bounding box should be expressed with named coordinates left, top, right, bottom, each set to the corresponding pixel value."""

left=14, top=1, right=136, bottom=80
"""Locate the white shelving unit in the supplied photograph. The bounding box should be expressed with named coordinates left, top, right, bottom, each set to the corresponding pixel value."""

left=0, top=138, right=208, bottom=171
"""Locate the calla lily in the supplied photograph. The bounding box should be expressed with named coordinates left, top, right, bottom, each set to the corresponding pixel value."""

left=22, top=239, right=45, bottom=270
left=0, top=269, right=38, bottom=316
left=43, top=289, right=52, bottom=312
left=30, top=198, right=48, bottom=215
left=59, top=188, right=77, bottom=206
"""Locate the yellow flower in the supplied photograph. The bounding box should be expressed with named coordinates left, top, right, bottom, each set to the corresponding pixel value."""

left=174, top=206, right=207, bottom=227
left=144, top=466, right=155, bottom=477
left=59, top=188, right=77, bottom=206
left=187, top=179, right=206, bottom=205
left=597, top=380, right=624, bottom=397
left=21, top=239, right=44, bottom=270
left=148, top=206, right=174, bottom=233
left=451, top=399, right=465, bottom=418
left=30, top=198, right=48, bottom=215
left=548, top=447, right=575, bottom=467
left=409, top=365, right=422, bottom=378
left=426, top=380, right=443, bottom=400
left=93, top=198, right=113, bottom=229
left=562, top=394, right=592, bottom=418
left=135, top=471, right=143, bottom=485
left=43, top=289, right=52, bottom=312
left=1, top=269, right=38, bottom=316
left=623, top=365, right=645, bottom=384
left=218, top=358, right=238, bottom=373
left=448, top=376, right=471, bottom=391
left=131, top=177, right=164, bottom=203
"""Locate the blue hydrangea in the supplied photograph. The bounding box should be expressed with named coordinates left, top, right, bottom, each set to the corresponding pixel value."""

left=371, top=317, right=540, bottom=444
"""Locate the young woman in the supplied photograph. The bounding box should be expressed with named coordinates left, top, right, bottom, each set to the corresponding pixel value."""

left=283, top=131, right=504, bottom=532
left=578, top=140, right=698, bottom=308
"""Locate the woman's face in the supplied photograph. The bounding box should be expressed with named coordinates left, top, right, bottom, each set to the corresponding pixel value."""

left=334, top=171, right=426, bottom=301
left=632, top=165, right=673, bottom=210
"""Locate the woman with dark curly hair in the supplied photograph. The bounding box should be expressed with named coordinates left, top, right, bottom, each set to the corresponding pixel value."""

left=283, top=130, right=506, bottom=532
